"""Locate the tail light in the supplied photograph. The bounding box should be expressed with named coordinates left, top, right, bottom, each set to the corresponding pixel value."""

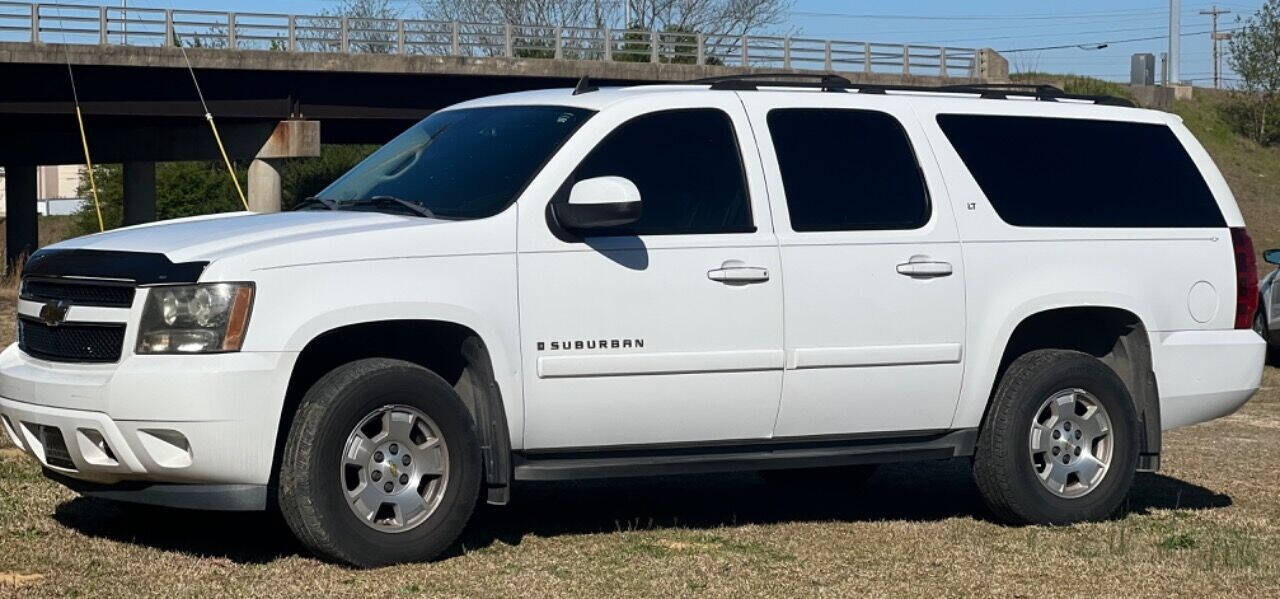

left=1232, top=227, right=1258, bottom=329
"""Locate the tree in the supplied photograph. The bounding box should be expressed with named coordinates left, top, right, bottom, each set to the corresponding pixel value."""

left=1228, top=1, right=1280, bottom=144
left=323, top=0, right=403, bottom=54
left=417, top=0, right=789, bottom=61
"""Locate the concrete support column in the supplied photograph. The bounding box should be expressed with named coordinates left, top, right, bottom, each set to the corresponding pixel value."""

left=246, top=120, right=320, bottom=213
left=5, top=164, right=38, bottom=269
left=122, top=161, right=157, bottom=226
left=247, top=159, right=283, bottom=213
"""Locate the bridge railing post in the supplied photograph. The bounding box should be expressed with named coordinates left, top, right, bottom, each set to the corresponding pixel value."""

left=650, top=30, right=657, bottom=63
left=696, top=33, right=704, bottom=65
left=397, top=19, right=404, bottom=54
left=603, top=27, right=611, bottom=61
left=340, top=16, right=349, bottom=53
left=783, top=36, right=791, bottom=69
left=823, top=40, right=831, bottom=71
left=554, top=26, right=562, bottom=59
left=288, top=15, right=295, bottom=51
left=504, top=23, right=512, bottom=58
left=451, top=21, right=460, bottom=56
left=30, top=3, right=38, bottom=43
left=228, top=12, right=237, bottom=49
left=863, top=42, right=871, bottom=75
left=164, top=9, right=173, bottom=47
left=939, top=47, right=947, bottom=79
left=902, top=45, right=910, bottom=77
left=101, top=6, right=109, bottom=45
left=741, top=34, right=748, bottom=65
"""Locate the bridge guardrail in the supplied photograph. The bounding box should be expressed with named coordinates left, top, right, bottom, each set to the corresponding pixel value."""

left=0, top=1, right=981, bottom=79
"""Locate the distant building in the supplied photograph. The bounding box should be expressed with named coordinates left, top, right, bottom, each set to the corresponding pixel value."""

left=0, top=165, right=87, bottom=218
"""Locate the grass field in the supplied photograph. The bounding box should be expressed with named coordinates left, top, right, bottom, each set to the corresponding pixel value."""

left=5, top=93, right=1280, bottom=597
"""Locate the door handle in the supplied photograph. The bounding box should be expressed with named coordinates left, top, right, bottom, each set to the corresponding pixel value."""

left=708, top=264, right=770, bottom=284
left=896, top=258, right=953, bottom=278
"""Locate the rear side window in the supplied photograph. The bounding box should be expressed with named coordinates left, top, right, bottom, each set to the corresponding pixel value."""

left=937, top=114, right=1225, bottom=228
left=565, top=108, right=752, bottom=236
left=768, top=109, right=930, bottom=231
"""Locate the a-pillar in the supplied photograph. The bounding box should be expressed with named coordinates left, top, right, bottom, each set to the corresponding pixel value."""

left=5, top=164, right=37, bottom=270
left=122, top=161, right=157, bottom=226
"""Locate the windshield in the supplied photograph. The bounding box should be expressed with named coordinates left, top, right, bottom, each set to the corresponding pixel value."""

left=314, top=105, right=594, bottom=219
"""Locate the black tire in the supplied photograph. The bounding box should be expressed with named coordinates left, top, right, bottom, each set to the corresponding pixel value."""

left=759, top=464, right=878, bottom=488
left=278, top=358, right=482, bottom=567
left=972, top=349, right=1139, bottom=525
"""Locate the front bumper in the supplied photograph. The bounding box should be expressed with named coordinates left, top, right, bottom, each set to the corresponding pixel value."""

left=0, top=343, right=297, bottom=503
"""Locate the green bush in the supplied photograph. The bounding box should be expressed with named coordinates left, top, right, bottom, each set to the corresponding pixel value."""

left=71, top=145, right=376, bottom=236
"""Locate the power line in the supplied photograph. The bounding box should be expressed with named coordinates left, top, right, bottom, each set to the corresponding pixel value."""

left=790, top=3, right=1239, bottom=22
left=1000, top=27, right=1238, bottom=52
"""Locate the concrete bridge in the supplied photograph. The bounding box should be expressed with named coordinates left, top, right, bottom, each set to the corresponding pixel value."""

left=0, top=1, right=1009, bottom=261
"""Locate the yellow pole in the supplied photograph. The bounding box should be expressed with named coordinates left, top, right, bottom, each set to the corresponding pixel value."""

left=74, top=106, right=104, bottom=232
left=205, top=113, right=250, bottom=211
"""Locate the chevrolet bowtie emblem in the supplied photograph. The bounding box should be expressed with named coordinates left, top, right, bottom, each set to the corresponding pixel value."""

left=38, top=300, right=70, bottom=327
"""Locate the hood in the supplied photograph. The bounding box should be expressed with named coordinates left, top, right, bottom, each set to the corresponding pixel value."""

left=48, top=211, right=441, bottom=263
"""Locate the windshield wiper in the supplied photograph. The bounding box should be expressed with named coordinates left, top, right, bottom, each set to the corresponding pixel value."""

left=358, top=196, right=435, bottom=218
left=294, top=197, right=337, bottom=211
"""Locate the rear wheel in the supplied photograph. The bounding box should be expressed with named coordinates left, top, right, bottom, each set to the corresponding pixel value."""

left=278, top=358, right=482, bottom=567
left=973, top=349, right=1139, bottom=525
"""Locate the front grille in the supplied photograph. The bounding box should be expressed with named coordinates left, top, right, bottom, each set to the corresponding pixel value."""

left=18, top=318, right=125, bottom=363
left=21, top=278, right=135, bottom=308
left=40, top=425, right=75, bottom=470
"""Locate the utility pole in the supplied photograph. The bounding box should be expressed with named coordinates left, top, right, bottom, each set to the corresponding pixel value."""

left=1169, top=0, right=1181, bottom=84
left=1201, top=4, right=1233, bottom=89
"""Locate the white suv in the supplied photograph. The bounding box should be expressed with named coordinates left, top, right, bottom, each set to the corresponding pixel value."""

left=0, top=77, right=1264, bottom=567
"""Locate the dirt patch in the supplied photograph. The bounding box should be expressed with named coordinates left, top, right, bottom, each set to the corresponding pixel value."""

left=0, top=572, right=45, bottom=587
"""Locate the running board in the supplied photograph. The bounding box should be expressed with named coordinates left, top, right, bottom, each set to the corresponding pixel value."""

left=513, top=428, right=978, bottom=481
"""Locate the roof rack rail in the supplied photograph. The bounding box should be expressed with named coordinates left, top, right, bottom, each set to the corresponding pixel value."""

left=691, top=72, right=854, bottom=92
left=689, top=74, right=1136, bottom=107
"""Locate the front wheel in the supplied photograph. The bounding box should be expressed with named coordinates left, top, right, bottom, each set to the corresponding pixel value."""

left=278, top=358, right=482, bottom=567
left=972, top=349, right=1139, bottom=525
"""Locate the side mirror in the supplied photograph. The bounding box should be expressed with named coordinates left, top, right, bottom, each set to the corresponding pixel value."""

left=553, top=176, right=642, bottom=230
left=1266, top=249, right=1280, bottom=266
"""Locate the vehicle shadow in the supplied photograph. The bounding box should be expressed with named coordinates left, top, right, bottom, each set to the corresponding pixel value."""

left=51, top=457, right=1232, bottom=565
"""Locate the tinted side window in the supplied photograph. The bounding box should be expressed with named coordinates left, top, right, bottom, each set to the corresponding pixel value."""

left=937, top=114, right=1226, bottom=228
left=768, top=109, right=930, bottom=232
left=565, top=109, right=752, bottom=236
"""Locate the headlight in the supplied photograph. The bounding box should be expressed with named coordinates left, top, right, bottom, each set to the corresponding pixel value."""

left=136, top=283, right=254, bottom=354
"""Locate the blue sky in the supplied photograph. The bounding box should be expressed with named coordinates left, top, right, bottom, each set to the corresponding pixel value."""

left=26, top=0, right=1272, bottom=84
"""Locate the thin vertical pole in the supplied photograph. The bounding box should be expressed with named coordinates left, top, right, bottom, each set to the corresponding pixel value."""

left=1169, top=0, right=1180, bottom=84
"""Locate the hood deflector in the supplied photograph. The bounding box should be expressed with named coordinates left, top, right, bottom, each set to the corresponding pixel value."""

left=23, top=249, right=208, bottom=285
